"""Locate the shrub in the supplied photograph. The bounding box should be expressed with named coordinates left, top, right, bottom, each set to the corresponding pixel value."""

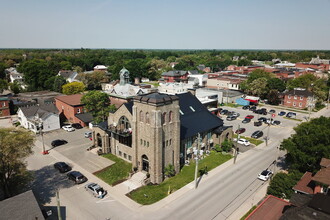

left=164, top=164, right=176, bottom=177
left=221, top=139, right=233, bottom=152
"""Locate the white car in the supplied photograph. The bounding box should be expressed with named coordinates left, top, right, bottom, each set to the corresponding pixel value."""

left=62, top=125, right=75, bottom=132
left=258, top=170, right=273, bottom=181
left=85, top=182, right=107, bottom=198
left=237, top=138, right=250, bottom=146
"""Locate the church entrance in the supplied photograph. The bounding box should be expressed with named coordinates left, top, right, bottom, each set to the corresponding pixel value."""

left=142, top=155, right=149, bottom=172
left=97, top=133, right=102, bottom=147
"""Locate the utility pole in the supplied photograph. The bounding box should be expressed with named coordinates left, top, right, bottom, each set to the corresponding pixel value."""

left=234, top=124, right=240, bottom=164
left=266, top=123, right=270, bottom=146
left=194, top=133, right=201, bottom=189
left=56, top=190, right=62, bottom=220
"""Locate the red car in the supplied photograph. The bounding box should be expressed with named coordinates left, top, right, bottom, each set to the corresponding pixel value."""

left=245, top=115, right=254, bottom=119
left=235, top=128, right=246, bottom=134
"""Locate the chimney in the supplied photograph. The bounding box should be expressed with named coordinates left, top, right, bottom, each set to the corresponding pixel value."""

left=134, top=77, right=140, bottom=85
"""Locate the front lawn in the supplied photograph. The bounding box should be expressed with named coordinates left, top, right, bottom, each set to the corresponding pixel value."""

left=128, top=151, right=232, bottom=205
left=95, top=154, right=132, bottom=186
left=283, top=117, right=302, bottom=122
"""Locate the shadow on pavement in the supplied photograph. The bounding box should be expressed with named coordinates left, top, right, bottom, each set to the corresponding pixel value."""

left=30, top=165, right=73, bottom=205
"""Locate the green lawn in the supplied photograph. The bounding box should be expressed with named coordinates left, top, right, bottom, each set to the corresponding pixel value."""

left=240, top=205, right=257, bottom=220
left=223, top=103, right=241, bottom=108
left=95, top=154, right=132, bottom=186
left=283, top=117, right=303, bottom=122
left=143, top=81, right=159, bottom=87
left=128, top=152, right=232, bottom=205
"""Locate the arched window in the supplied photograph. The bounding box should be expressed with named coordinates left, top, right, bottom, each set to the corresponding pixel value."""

left=139, top=110, right=144, bottom=122
left=162, top=112, right=166, bottom=125
left=118, top=116, right=131, bottom=129
left=169, top=111, right=173, bottom=122
left=145, top=112, right=150, bottom=124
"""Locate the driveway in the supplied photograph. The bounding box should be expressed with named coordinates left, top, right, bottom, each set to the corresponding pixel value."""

left=38, top=127, right=114, bottom=173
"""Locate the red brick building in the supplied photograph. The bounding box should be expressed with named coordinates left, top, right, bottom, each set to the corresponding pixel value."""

left=161, top=70, right=189, bottom=83
left=0, top=97, right=10, bottom=117
left=296, top=63, right=330, bottom=72
left=55, top=94, right=91, bottom=126
left=281, top=89, right=314, bottom=109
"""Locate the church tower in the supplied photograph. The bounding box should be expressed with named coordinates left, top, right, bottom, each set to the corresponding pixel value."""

left=132, top=93, right=180, bottom=184
left=119, top=67, right=130, bottom=85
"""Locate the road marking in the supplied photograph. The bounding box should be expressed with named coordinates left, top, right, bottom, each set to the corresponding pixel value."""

left=96, top=198, right=115, bottom=203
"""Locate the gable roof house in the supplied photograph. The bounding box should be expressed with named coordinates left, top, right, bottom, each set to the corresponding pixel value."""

left=55, top=94, right=92, bottom=127
left=92, top=92, right=232, bottom=184
left=17, top=104, right=60, bottom=133
left=161, top=70, right=189, bottom=83
left=281, top=88, right=314, bottom=109
left=58, top=70, right=78, bottom=83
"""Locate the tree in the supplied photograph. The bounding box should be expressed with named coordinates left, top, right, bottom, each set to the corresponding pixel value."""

left=267, top=171, right=303, bottom=199
left=81, top=91, right=116, bottom=123
left=9, top=82, right=20, bottom=94
left=0, top=62, right=7, bottom=79
left=280, top=116, right=330, bottom=173
left=0, top=79, right=8, bottom=93
left=267, top=78, right=286, bottom=92
left=247, top=77, right=268, bottom=97
left=0, top=128, right=35, bottom=198
left=164, top=164, right=176, bottom=178
left=221, top=139, right=233, bottom=152
left=267, top=90, right=281, bottom=105
left=62, top=82, right=85, bottom=95
left=79, top=71, right=105, bottom=90
left=53, top=76, right=67, bottom=93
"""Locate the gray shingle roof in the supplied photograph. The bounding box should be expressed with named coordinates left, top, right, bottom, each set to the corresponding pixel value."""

left=0, top=190, right=44, bottom=220
left=161, top=70, right=188, bottom=77
left=20, top=104, right=59, bottom=120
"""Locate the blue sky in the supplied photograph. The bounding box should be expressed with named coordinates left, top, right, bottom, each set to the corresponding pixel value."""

left=1, top=0, right=330, bottom=49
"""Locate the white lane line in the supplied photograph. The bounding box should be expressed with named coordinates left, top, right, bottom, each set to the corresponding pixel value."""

left=96, top=199, right=115, bottom=203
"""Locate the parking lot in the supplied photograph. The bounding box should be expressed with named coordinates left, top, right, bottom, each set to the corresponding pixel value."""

left=219, top=105, right=304, bottom=151
left=38, top=127, right=114, bottom=173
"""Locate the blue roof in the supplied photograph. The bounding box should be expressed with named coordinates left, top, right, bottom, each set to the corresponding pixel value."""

left=176, top=92, right=224, bottom=140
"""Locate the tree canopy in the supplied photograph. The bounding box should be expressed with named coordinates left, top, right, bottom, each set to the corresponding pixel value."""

left=0, top=128, right=35, bottom=198
left=81, top=91, right=116, bottom=123
left=62, top=81, right=85, bottom=95
left=280, top=116, right=330, bottom=173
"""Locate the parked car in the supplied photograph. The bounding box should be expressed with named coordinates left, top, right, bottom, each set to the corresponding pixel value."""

left=249, top=106, right=257, bottom=111
left=272, top=120, right=281, bottom=125
left=71, top=123, right=83, bottom=129
left=254, top=121, right=262, bottom=127
left=242, top=118, right=251, bottom=124
left=226, top=115, right=237, bottom=121
left=258, top=170, right=273, bottom=181
left=286, top=112, right=297, bottom=118
left=255, top=108, right=267, bottom=115
left=251, top=130, right=263, bottom=139
left=67, top=171, right=88, bottom=184
left=51, top=139, right=68, bottom=147
left=85, top=131, right=92, bottom=138
left=245, top=115, right=254, bottom=119
left=242, top=105, right=250, bottom=110
left=54, top=162, right=71, bottom=173
left=220, top=109, right=228, bottom=115
left=269, top=109, right=276, bottom=114
left=278, top=111, right=286, bottom=116
left=62, top=125, right=75, bottom=132
left=235, top=128, right=246, bottom=134
left=232, top=112, right=240, bottom=117
left=258, top=117, right=267, bottom=122
left=265, top=118, right=273, bottom=124
left=237, top=138, right=250, bottom=146
left=85, top=182, right=107, bottom=199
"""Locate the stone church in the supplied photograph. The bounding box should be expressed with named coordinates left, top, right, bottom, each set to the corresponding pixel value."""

left=93, top=69, right=232, bottom=184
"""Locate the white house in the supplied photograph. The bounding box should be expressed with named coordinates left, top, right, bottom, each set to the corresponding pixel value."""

left=17, top=104, right=60, bottom=133
left=57, top=70, right=78, bottom=83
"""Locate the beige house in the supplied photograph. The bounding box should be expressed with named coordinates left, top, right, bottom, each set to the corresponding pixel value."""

left=93, top=92, right=232, bottom=184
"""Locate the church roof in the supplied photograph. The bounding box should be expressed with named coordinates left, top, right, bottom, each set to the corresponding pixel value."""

left=134, top=92, right=179, bottom=106
left=176, top=92, right=224, bottom=140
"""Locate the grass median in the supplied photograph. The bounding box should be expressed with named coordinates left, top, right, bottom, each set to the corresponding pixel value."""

left=234, top=134, right=263, bottom=146
left=128, top=151, right=232, bottom=205
left=95, top=154, right=132, bottom=186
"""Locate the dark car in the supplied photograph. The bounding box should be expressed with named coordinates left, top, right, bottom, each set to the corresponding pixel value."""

left=235, top=128, right=246, bottom=134
left=226, top=115, right=237, bottom=121
left=51, top=139, right=68, bottom=147
left=278, top=111, right=286, bottom=116
left=71, top=123, right=83, bottom=129
left=286, top=112, right=297, bottom=118
left=249, top=106, right=257, bottom=111
left=254, top=121, right=262, bottom=127
left=242, top=118, right=251, bottom=124
left=258, top=117, right=267, bottom=122
left=272, top=120, right=281, bottom=125
left=242, top=105, right=250, bottom=110
left=251, top=130, right=264, bottom=139
left=54, top=162, right=71, bottom=173
left=220, top=109, right=228, bottom=115
left=269, top=109, right=276, bottom=114
left=67, top=171, right=88, bottom=184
